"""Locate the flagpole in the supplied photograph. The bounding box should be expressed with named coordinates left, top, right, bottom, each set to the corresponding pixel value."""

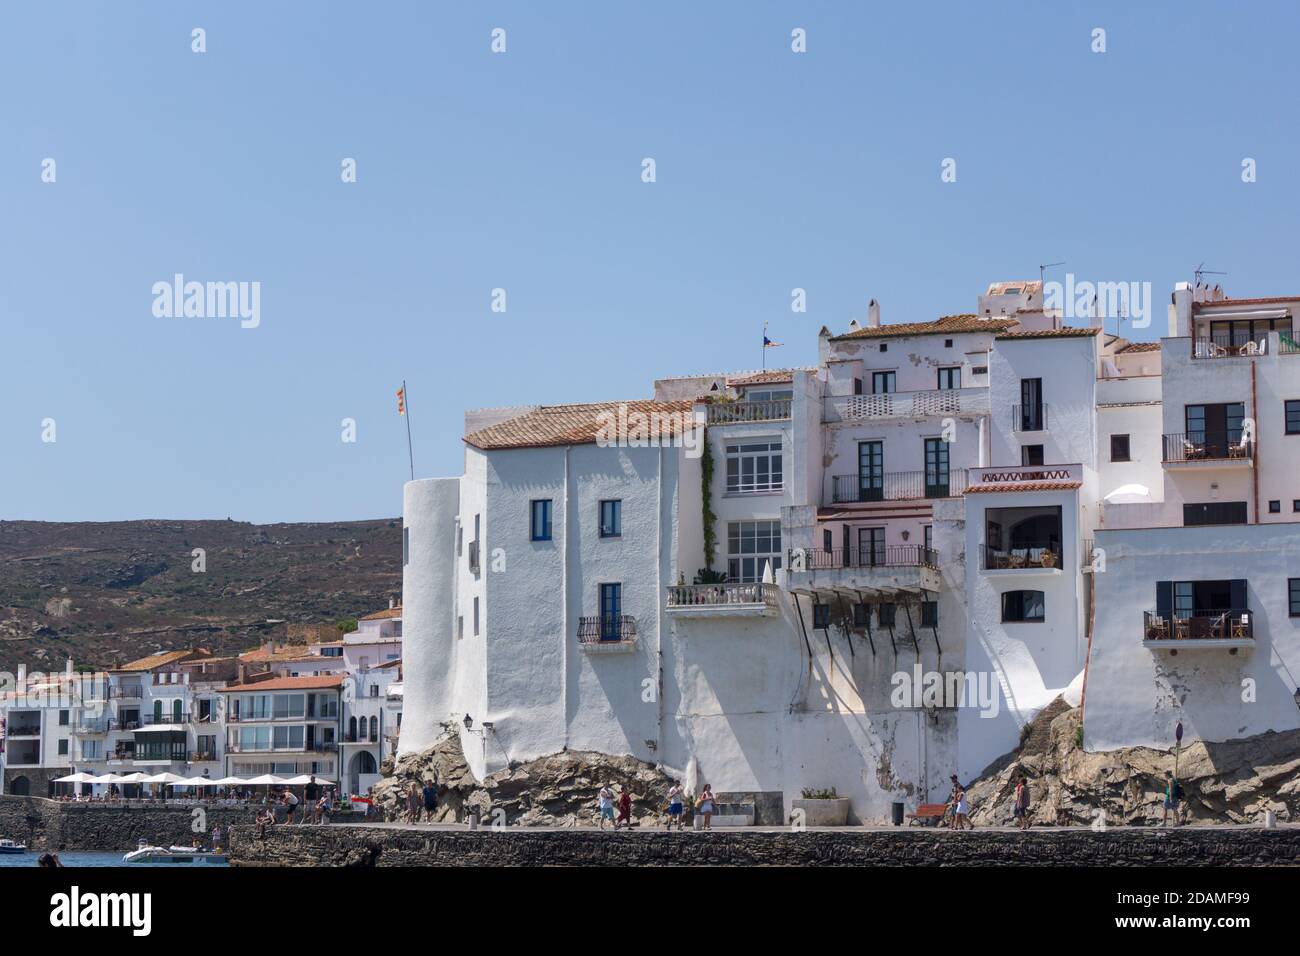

left=403, top=379, right=414, bottom=482
left=762, top=322, right=767, bottom=371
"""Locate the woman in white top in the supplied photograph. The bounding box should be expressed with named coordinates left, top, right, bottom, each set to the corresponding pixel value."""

left=697, top=784, right=716, bottom=830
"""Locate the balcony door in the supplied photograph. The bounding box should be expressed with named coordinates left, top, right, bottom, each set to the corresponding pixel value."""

left=924, top=438, right=949, bottom=497
left=1185, top=402, right=1244, bottom=458
left=857, top=441, right=884, bottom=502
left=600, top=583, right=623, bottom=640
left=871, top=371, right=896, bottom=395
left=1020, top=378, right=1043, bottom=430
left=856, top=527, right=886, bottom=567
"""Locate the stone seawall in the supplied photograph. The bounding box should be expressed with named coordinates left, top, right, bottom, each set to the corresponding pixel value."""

left=229, top=822, right=1300, bottom=867
left=0, top=795, right=253, bottom=852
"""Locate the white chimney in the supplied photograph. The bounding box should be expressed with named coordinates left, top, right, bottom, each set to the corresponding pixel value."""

left=1172, top=282, right=1194, bottom=338
left=868, top=299, right=881, bottom=328
left=847, top=319, right=860, bottom=331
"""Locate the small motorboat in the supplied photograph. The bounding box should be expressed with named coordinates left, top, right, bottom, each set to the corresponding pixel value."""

left=0, top=839, right=27, bottom=855
left=122, top=841, right=226, bottom=865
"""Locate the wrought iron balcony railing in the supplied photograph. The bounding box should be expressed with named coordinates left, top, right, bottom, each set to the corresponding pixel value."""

left=830, top=469, right=968, bottom=503
left=788, top=545, right=938, bottom=571
left=1162, top=432, right=1253, bottom=463
left=1143, top=609, right=1253, bottom=642
left=577, top=614, right=638, bottom=644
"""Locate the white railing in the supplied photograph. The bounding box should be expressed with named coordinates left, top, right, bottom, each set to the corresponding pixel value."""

left=666, top=583, right=778, bottom=609
left=823, top=387, right=989, bottom=423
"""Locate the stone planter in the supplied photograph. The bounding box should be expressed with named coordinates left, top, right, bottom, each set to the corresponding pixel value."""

left=791, top=797, right=850, bottom=827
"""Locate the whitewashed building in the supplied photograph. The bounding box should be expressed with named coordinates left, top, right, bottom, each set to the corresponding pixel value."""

left=398, top=279, right=1300, bottom=823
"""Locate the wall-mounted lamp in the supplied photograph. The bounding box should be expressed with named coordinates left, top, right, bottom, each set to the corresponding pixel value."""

left=463, top=713, right=473, bottom=730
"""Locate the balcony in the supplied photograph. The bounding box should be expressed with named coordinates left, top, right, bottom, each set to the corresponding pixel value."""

left=706, top=399, right=792, bottom=425
left=823, top=387, right=988, bottom=424
left=6, top=724, right=42, bottom=738
left=75, top=717, right=110, bottom=734
left=980, top=542, right=1063, bottom=572
left=830, top=469, right=969, bottom=504
left=1192, top=334, right=1269, bottom=359
left=966, top=463, right=1082, bottom=493
left=577, top=615, right=638, bottom=653
left=665, top=583, right=778, bottom=618
left=1143, top=609, right=1254, bottom=652
left=785, top=545, right=941, bottom=597
left=1161, top=432, right=1253, bottom=467
left=113, top=684, right=144, bottom=701
left=190, top=752, right=218, bottom=763
left=1011, top=404, right=1048, bottom=432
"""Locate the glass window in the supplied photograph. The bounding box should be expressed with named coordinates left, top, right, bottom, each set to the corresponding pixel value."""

left=878, top=603, right=896, bottom=627
left=872, top=371, right=896, bottom=394
left=530, top=499, right=553, bottom=541
left=812, top=604, right=831, bottom=628
left=727, top=520, right=782, bottom=583
left=1021, top=444, right=1044, bottom=466
left=1287, top=400, right=1300, bottom=435
left=937, top=367, right=960, bottom=390
left=1110, top=435, right=1130, bottom=462
left=745, top=389, right=793, bottom=403
left=726, top=441, right=783, bottom=494
left=921, top=601, right=938, bottom=627
left=925, top=438, right=950, bottom=496
left=853, top=603, right=869, bottom=627
left=1290, top=579, right=1300, bottom=617
left=1001, top=590, right=1045, bottom=623
left=600, top=499, right=622, bottom=537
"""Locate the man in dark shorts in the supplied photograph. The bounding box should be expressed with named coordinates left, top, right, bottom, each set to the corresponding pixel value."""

left=421, top=780, right=438, bottom=823
left=282, top=787, right=299, bottom=825
left=304, top=776, right=320, bottom=824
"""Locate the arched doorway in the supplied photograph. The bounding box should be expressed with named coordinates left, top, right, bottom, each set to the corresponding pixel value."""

left=348, top=750, right=378, bottom=797
left=10, top=776, right=30, bottom=796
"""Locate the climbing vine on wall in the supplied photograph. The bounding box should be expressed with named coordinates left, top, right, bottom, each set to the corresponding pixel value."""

left=701, top=426, right=717, bottom=572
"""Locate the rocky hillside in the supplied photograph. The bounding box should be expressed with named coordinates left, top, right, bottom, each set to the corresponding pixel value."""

left=0, top=518, right=402, bottom=672
left=967, top=698, right=1300, bottom=826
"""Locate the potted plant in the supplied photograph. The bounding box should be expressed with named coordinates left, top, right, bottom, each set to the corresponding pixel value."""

left=791, top=787, right=850, bottom=826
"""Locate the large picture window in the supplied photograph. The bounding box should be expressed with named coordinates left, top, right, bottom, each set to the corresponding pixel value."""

left=726, top=440, right=783, bottom=494
left=727, top=520, right=782, bottom=583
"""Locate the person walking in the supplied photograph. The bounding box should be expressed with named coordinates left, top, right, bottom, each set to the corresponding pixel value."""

left=597, top=784, right=616, bottom=829
left=697, top=784, right=716, bottom=830
left=281, top=787, right=300, bottom=825
left=1162, top=771, right=1183, bottom=827
left=1013, top=774, right=1031, bottom=830
left=406, top=782, right=421, bottom=824
left=951, top=785, right=973, bottom=830
left=615, top=786, right=633, bottom=830
left=665, top=783, right=685, bottom=830
left=304, top=775, right=320, bottom=824
left=421, top=779, right=438, bottom=823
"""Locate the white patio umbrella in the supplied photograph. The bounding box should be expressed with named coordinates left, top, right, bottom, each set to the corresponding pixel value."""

left=54, top=772, right=100, bottom=784
left=244, top=774, right=288, bottom=786
left=116, top=772, right=152, bottom=783
left=142, top=772, right=188, bottom=784
left=211, top=776, right=248, bottom=786
left=181, top=777, right=223, bottom=787
left=284, top=775, right=335, bottom=786
left=90, top=773, right=126, bottom=784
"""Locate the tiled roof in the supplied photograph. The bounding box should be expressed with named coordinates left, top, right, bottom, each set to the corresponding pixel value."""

left=986, top=280, right=1042, bottom=295
left=1116, top=341, right=1161, bottom=353
left=726, top=369, right=800, bottom=387
left=360, top=607, right=403, bottom=621
left=221, top=674, right=346, bottom=693
left=113, top=649, right=210, bottom=673
left=996, top=327, right=1101, bottom=340
left=464, top=400, right=695, bottom=450
left=966, top=480, right=1082, bottom=494
left=831, top=315, right=1018, bottom=341
left=1192, top=296, right=1300, bottom=310
left=239, top=647, right=319, bottom=664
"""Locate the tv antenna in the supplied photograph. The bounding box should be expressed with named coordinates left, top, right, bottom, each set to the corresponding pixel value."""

left=1193, top=262, right=1227, bottom=286
left=1039, top=261, right=1065, bottom=287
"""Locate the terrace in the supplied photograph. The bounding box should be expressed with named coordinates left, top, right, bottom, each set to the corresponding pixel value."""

left=822, top=386, right=988, bottom=424
left=665, top=582, right=778, bottom=617
left=706, top=398, right=792, bottom=424
left=785, top=544, right=941, bottom=597
left=829, top=468, right=968, bottom=504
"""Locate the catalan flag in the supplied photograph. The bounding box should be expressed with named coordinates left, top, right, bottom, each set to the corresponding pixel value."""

left=396, top=387, right=406, bottom=416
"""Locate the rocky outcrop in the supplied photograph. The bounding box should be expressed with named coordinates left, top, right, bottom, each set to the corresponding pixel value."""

left=375, top=736, right=681, bottom=827
left=967, top=698, right=1300, bottom=827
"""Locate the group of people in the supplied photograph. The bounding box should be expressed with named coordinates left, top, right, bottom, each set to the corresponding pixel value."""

left=253, top=777, right=336, bottom=836
left=595, top=782, right=717, bottom=830
left=403, top=780, right=440, bottom=823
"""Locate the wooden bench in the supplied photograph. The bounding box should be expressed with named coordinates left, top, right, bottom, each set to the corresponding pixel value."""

left=906, top=803, right=949, bottom=826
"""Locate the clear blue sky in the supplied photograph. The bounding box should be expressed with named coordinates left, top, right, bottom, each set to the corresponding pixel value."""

left=3, top=1, right=1298, bottom=523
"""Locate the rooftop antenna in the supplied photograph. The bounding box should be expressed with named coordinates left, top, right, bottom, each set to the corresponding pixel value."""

left=1038, top=261, right=1065, bottom=288
left=1193, top=262, right=1227, bottom=286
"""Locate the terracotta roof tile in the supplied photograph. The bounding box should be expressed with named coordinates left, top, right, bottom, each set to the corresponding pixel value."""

left=360, top=607, right=403, bottom=621
left=113, top=649, right=211, bottom=673
left=1192, top=296, right=1300, bottom=310
left=726, top=369, right=801, bottom=387
left=831, top=315, right=1018, bottom=341
left=996, top=327, right=1101, bottom=340
left=1116, top=341, right=1161, bottom=353
left=464, top=400, right=696, bottom=451
left=966, top=480, right=1082, bottom=493
left=221, top=674, right=346, bottom=693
